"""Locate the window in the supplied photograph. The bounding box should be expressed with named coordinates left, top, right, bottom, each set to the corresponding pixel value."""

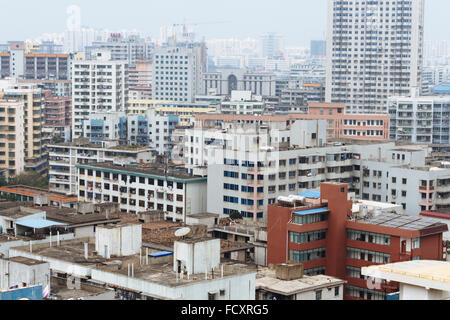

left=289, top=248, right=326, bottom=263
left=304, top=267, right=325, bottom=276
left=347, top=247, right=390, bottom=264
left=290, top=230, right=327, bottom=244
left=315, top=290, right=322, bottom=300
left=346, top=286, right=386, bottom=301
left=335, top=287, right=340, bottom=297
left=293, top=212, right=329, bottom=225
left=412, top=238, right=420, bottom=249
left=347, top=229, right=390, bottom=245
left=208, top=292, right=217, bottom=300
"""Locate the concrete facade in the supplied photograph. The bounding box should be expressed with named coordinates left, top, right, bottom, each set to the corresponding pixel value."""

left=0, top=257, right=50, bottom=292
left=326, top=0, right=425, bottom=114
left=267, top=183, right=448, bottom=300
left=48, top=141, right=154, bottom=195
left=76, top=163, right=207, bottom=222
left=72, top=51, right=128, bottom=139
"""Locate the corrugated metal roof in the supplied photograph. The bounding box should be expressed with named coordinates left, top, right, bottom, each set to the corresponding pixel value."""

left=149, top=251, right=173, bottom=258
left=298, top=191, right=321, bottom=199
left=15, top=219, right=67, bottom=229
left=293, top=208, right=329, bottom=216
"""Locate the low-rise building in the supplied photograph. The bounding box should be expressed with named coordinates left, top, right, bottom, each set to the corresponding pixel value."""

left=48, top=140, right=155, bottom=195
left=362, top=260, right=450, bottom=300
left=389, top=95, right=450, bottom=144
left=76, top=162, right=207, bottom=222
left=256, top=263, right=346, bottom=300
left=267, top=182, right=448, bottom=300
left=218, top=91, right=265, bottom=115
left=8, top=229, right=257, bottom=300
left=0, top=256, right=50, bottom=294
left=0, top=185, right=78, bottom=208
left=128, top=99, right=216, bottom=126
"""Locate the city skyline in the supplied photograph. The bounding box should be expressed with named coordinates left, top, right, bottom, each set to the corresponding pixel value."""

left=0, top=0, right=449, bottom=46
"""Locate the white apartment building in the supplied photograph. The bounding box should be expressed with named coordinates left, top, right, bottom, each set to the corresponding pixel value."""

left=82, top=112, right=127, bottom=143
left=326, top=0, right=425, bottom=114
left=359, top=148, right=450, bottom=215
left=48, top=140, right=155, bottom=196
left=0, top=79, right=47, bottom=174
left=0, top=100, right=25, bottom=176
left=389, top=95, right=450, bottom=144
left=127, top=109, right=179, bottom=155
left=76, top=163, right=207, bottom=222
left=72, top=51, right=129, bottom=139
left=152, top=42, right=204, bottom=103
left=185, top=115, right=450, bottom=221
left=87, top=35, right=153, bottom=67
left=219, top=91, right=265, bottom=115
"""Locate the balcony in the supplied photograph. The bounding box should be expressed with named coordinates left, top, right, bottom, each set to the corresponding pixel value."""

left=419, top=186, right=434, bottom=192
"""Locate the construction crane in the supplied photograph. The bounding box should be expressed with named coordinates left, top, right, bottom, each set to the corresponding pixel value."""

left=171, top=20, right=231, bottom=42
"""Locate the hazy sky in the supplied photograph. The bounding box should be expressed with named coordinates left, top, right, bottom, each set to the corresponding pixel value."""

left=0, top=0, right=449, bottom=46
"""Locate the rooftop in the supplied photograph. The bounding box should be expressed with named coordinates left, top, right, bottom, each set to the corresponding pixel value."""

left=108, top=260, right=256, bottom=288
left=48, top=140, right=151, bottom=152
left=5, top=256, right=48, bottom=266
left=362, top=260, right=450, bottom=291
left=420, top=211, right=450, bottom=220
left=358, top=212, right=448, bottom=233
left=256, top=269, right=346, bottom=296
left=45, top=209, right=121, bottom=226
left=186, top=213, right=220, bottom=219
left=77, top=162, right=206, bottom=182
left=12, top=239, right=256, bottom=288
left=0, top=234, right=20, bottom=243
left=0, top=206, right=44, bottom=220
left=0, top=185, right=78, bottom=203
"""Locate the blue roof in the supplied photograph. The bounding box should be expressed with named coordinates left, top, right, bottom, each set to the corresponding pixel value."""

left=149, top=251, right=173, bottom=258
left=298, top=191, right=321, bottom=199
left=16, top=219, right=68, bottom=229
left=293, top=208, right=329, bottom=216
left=434, top=82, right=450, bottom=94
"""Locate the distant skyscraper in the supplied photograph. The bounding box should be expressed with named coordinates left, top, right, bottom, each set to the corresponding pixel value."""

left=326, top=0, right=425, bottom=114
left=310, top=40, right=326, bottom=57
left=261, top=33, right=284, bottom=58
left=86, top=34, right=153, bottom=67
left=152, top=40, right=206, bottom=103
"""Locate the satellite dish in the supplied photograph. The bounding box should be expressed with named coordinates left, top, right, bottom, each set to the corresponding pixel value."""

left=175, top=227, right=191, bottom=238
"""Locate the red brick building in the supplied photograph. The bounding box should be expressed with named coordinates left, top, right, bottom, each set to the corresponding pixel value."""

left=267, top=182, right=448, bottom=300
left=43, top=91, right=71, bottom=135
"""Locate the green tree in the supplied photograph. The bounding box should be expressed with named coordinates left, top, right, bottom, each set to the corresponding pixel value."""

left=0, top=176, right=7, bottom=187
left=51, top=135, right=65, bottom=144
left=230, top=212, right=243, bottom=220
left=9, top=171, right=48, bottom=189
